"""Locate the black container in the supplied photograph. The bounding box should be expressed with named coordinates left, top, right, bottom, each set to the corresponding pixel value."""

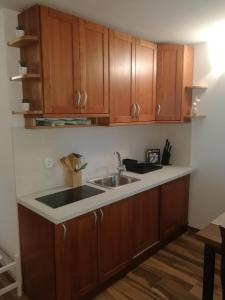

left=123, top=159, right=162, bottom=174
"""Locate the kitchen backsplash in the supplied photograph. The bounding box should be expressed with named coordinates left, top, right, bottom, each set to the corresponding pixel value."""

left=12, top=123, right=191, bottom=196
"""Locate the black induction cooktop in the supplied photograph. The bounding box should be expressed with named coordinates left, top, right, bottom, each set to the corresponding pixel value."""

left=35, top=185, right=105, bottom=209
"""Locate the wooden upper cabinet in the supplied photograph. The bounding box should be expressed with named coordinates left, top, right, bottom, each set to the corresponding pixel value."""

left=156, top=45, right=194, bottom=122
left=79, top=20, right=108, bottom=114
left=39, top=6, right=109, bottom=116
left=109, top=30, right=135, bottom=124
left=40, top=7, right=78, bottom=114
left=135, top=40, right=157, bottom=122
left=109, top=31, right=157, bottom=125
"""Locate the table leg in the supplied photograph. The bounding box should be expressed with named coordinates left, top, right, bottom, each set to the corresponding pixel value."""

left=202, top=244, right=215, bottom=300
left=221, top=252, right=225, bottom=300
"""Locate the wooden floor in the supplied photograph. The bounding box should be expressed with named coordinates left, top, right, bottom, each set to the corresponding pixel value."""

left=0, top=231, right=222, bottom=300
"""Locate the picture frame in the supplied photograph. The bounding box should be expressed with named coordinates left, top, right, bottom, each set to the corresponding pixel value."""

left=145, top=149, right=160, bottom=164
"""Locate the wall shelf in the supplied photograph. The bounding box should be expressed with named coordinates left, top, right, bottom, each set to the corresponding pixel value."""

left=24, top=116, right=101, bottom=129
left=10, top=74, right=40, bottom=81
left=12, top=110, right=43, bottom=115
left=186, top=85, right=208, bottom=90
left=25, top=125, right=97, bottom=129
left=188, top=114, right=207, bottom=118
left=7, top=35, right=38, bottom=48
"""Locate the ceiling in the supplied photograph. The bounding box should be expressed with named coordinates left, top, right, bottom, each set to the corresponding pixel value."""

left=1, top=0, right=225, bottom=43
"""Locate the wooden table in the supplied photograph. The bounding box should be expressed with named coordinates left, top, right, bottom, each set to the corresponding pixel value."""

left=196, top=223, right=222, bottom=300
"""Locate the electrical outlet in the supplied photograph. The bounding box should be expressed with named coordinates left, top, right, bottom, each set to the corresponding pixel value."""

left=44, top=157, right=54, bottom=169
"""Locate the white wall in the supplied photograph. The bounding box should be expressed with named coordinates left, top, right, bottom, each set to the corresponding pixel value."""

left=12, top=123, right=191, bottom=196
left=189, top=42, right=225, bottom=228
left=0, top=9, right=20, bottom=258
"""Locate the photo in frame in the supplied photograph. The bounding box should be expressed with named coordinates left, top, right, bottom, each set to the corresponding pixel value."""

left=145, top=149, right=160, bottom=164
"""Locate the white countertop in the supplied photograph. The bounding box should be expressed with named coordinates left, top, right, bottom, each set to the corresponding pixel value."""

left=17, top=165, right=194, bottom=224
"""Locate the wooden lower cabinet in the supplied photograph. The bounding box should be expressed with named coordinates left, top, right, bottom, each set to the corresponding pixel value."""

left=67, top=212, right=99, bottom=300
left=129, top=188, right=160, bottom=257
left=99, top=199, right=130, bottom=281
left=160, top=176, right=190, bottom=240
left=18, top=175, right=190, bottom=300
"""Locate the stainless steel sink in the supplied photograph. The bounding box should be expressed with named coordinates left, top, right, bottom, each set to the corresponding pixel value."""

left=88, top=174, right=140, bottom=189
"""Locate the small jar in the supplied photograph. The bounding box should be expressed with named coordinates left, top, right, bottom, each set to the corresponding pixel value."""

left=20, top=102, right=30, bottom=112
left=16, top=29, right=24, bottom=38
left=19, top=66, right=28, bottom=75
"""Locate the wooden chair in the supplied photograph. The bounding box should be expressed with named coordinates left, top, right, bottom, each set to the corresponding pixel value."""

left=219, top=225, right=225, bottom=300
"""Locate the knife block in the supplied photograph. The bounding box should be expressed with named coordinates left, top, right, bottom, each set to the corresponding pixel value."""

left=161, top=148, right=171, bottom=165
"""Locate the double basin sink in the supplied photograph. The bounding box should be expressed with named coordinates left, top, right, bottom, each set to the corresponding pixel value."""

left=88, top=174, right=140, bottom=189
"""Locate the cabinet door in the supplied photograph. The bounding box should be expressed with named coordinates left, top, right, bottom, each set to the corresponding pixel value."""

left=41, top=7, right=79, bottom=114
left=109, top=30, right=136, bottom=124
left=129, top=188, right=160, bottom=257
left=160, top=176, right=189, bottom=240
left=99, top=200, right=130, bottom=281
left=156, top=45, right=183, bottom=121
left=135, top=40, right=157, bottom=122
left=55, top=212, right=99, bottom=300
left=79, top=20, right=108, bottom=114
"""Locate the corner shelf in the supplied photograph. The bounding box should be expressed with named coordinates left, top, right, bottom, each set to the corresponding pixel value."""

left=7, top=35, right=38, bottom=48
left=186, top=85, right=208, bottom=90
left=10, top=74, right=40, bottom=81
left=187, top=114, right=207, bottom=118
left=192, top=115, right=207, bottom=118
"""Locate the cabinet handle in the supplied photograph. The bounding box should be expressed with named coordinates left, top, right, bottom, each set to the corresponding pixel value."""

left=157, top=104, right=161, bottom=116
left=75, top=90, right=81, bottom=108
left=93, top=211, right=98, bottom=226
left=131, top=103, right=136, bottom=118
left=82, top=91, right=88, bottom=109
left=62, top=223, right=67, bottom=240
left=99, top=208, right=104, bottom=223
left=132, top=241, right=159, bottom=259
left=136, top=104, right=140, bottom=118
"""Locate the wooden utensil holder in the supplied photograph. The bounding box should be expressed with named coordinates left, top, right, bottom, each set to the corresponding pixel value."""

left=66, top=170, right=82, bottom=188
left=62, top=155, right=83, bottom=188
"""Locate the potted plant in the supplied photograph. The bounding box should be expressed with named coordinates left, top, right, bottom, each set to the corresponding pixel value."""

left=16, top=25, right=24, bottom=38
left=20, top=99, right=31, bottom=112
left=19, top=61, right=28, bottom=75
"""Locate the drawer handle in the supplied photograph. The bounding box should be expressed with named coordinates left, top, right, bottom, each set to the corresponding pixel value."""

left=136, top=103, right=140, bottom=118
left=75, top=90, right=81, bottom=108
left=93, top=211, right=98, bottom=226
left=132, top=241, right=159, bottom=259
left=157, top=104, right=161, bottom=116
left=62, top=223, right=67, bottom=240
left=99, top=208, right=104, bottom=223
left=131, top=103, right=136, bottom=118
left=82, top=91, right=88, bottom=109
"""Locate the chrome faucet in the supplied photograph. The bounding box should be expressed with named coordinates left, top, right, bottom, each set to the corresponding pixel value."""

left=114, top=151, right=125, bottom=175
